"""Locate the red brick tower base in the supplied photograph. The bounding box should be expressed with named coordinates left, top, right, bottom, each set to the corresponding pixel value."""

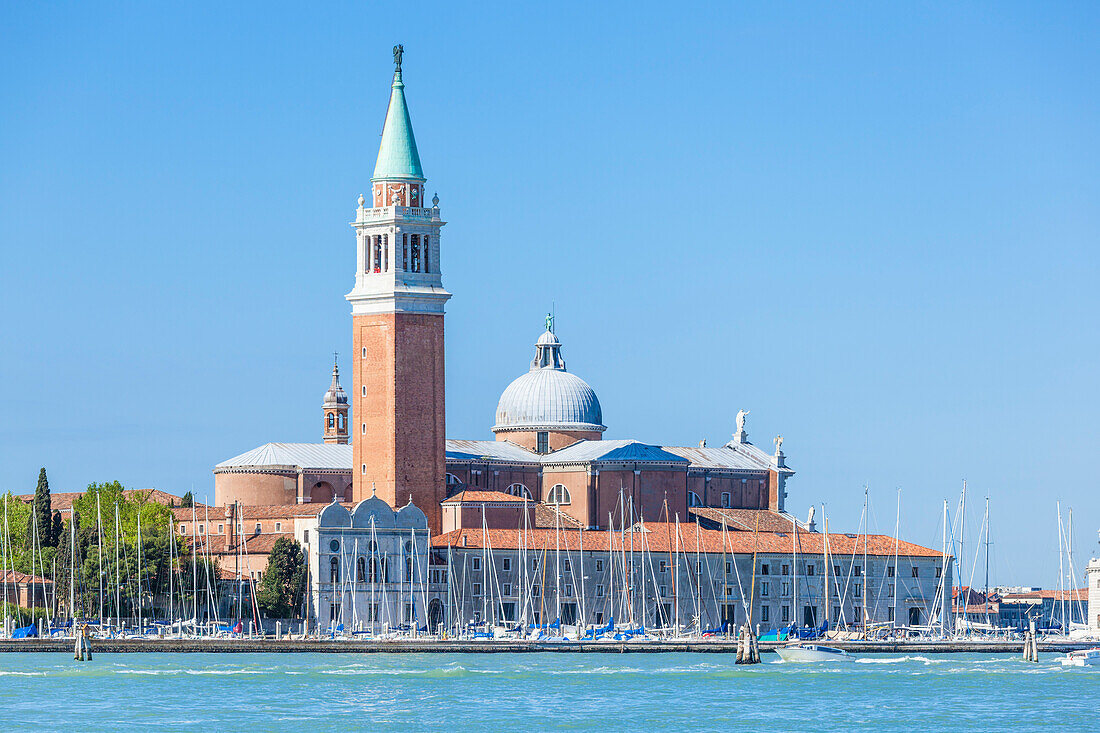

left=353, top=311, right=446, bottom=533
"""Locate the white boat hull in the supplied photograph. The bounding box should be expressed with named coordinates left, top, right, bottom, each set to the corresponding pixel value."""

left=1060, top=649, right=1100, bottom=667
left=775, top=644, right=854, bottom=663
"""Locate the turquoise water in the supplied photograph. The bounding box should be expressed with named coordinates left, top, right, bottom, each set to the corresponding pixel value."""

left=0, top=652, right=1092, bottom=731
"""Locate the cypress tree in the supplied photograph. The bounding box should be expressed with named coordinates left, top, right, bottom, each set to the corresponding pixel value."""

left=180, top=491, right=194, bottom=508
left=51, top=511, right=64, bottom=548
left=26, top=468, right=52, bottom=549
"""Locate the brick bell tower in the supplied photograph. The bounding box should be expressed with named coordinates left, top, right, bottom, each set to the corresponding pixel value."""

left=347, top=46, right=449, bottom=532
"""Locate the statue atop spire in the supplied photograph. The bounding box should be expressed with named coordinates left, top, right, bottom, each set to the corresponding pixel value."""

left=545, top=312, right=554, bottom=333
left=393, top=44, right=404, bottom=71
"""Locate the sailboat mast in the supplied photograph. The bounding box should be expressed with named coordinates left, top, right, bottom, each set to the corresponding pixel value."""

left=984, top=496, right=990, bottom=625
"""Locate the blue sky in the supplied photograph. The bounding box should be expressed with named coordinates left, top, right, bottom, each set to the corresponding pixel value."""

left=2, top=2, right=1097, bottom=585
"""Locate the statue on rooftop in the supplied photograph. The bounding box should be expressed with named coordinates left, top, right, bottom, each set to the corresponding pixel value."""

left=545, top=312, right=554, bottom=333
left=735, top=409, right=749, bottom=435
left=774, top=435, right=784, bottom=453
left=393, top=44, right=404, bottom=71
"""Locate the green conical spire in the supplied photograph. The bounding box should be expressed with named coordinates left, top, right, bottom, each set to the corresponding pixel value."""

left=372, top=68, right=425, bottom=182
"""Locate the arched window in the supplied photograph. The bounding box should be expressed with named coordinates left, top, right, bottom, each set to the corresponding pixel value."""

left=506, top=483, right=531, bottom=499
left=402, top=233, right=408, bottom=270
left=404, top=540, right=415, bottom=580
left=383, top=233, right=389, bottom=272
left=356, top=557, right=366, bottom=583
left=547, top=484, right=571, bottom=505
left=688, top=491, right=702, bottom=508
left=327, top=413, right=335, bottom=429
left=329, top=556, right=340, bottom=584
left=410, top=234, right=421, bottom=273
left=422, top=235, right=430, bottom=273
left=373, top=237, right=382, bottom=272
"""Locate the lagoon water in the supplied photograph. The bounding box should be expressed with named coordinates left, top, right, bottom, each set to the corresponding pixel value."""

left=0, top=652, right=1091, bottom=731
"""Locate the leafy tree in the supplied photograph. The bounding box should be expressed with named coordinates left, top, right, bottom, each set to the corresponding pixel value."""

left=26, top=468, right=53, bottom=549
left=256, top=537, right=305, bottom=619
left=180, top=491, right=194, bottom=508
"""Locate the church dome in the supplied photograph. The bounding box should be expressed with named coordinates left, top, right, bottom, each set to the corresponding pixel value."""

left=493, top=328, right=605, bottom=434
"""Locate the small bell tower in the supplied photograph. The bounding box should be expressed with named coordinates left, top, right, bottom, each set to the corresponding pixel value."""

left=323, top=354, right=349, bottom=445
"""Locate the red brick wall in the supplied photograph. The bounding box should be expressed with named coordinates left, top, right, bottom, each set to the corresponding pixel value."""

left=496, top=430, right=602, bottom=452
left=353, top=312, right=446, bottom=533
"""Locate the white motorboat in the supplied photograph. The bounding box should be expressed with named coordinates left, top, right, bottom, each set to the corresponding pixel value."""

left=1059, top=649, right=1100, bottom=667
left=775, top=643, right=854, bottom=663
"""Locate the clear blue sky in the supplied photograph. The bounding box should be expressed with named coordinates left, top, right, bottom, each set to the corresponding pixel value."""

left=2, top=2, right=1097, bottom=585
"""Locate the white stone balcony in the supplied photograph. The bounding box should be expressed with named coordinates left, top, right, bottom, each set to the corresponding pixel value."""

left=355, top=205, right=440, bottom=224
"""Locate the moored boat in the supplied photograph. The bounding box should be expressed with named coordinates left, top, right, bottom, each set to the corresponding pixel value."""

left=775, top=643, right=854, bottom=663
left=1059, top=649, right=1100, bottom=667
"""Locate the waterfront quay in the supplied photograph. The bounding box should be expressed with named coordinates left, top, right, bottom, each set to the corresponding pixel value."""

left=1, top=638, right=1095, bottom=654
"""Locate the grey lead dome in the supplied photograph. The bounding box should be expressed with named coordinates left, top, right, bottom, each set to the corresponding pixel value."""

left=493, top=329, right=606, bottom=434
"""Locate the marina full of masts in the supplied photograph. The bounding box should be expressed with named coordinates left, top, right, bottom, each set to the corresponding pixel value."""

left=2, top=482, right=1096, bottom=649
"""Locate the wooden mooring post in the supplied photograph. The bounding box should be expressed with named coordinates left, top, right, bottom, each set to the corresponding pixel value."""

left=73, top=625, right=92, bottom=662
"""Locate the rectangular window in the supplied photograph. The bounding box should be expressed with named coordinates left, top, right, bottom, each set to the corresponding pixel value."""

left=596, top=584, right=605, bottom=598
left=362, top=347, right=367, bottom=358
left=782, top=564, right=789, bottom=576
left=502, top=558, right=512, bottom=572
left=502, top=583, right=512, bottom=597
left=854, top=583, right=862, bottom=598
left=362, top=386, right=367, bottom=396
left=807, top=564, right=815, bottom=576
left=725, top=586, right=733, bottom=596
left=659, top=585, right=668, bottom=597
left=854, top=566, right=862, bottom=577
left=887, top=566, right=895, bottom=578
left=531, top=584, right=541, bottom=598
left=761, top=606, right=770, bottom=623
left=218, top=524, right=224, bottom=534
left=362, top=423, right=367, bottom=434
left=695, top=561, right=701, bottom=574
left=595, top=559, right=604, bottom=572
left=761, top=582, right=770, bottom=597
left=833, top=606, right=841, bottom=620
left=198, top=525, right=204, bottom=535
left=562, top=560, right=571, bottom=573
left=659, top=561, right=668, bottom=573
left=472, top=558, right=481, bottom=571
left=781, top=581, right=790, bottom=597
left=564, top=585, right=574, bottom=597
left=888, top=583, right=894, bottom=598
left=536, top=431, right=549, bottom=454
left=912, top=567, right=919, bottom=578
left=761, top=564, right=770, bottom=575
left=725, top=561, right=732, bottom=574
left=888, top=607, right=894, bottom=622
left=274, top=522, right=281, bottom=532
left=721, top=492, right=731, bottom=508
left=254, top=523, right=261, bottom=534
left=472, top=583, right=482, bottom=597
left=361, top=464, right=367, bottom=474
left=853, top=606, right=863, bottom=623
left=935, top=566, right=942, bottom=578
left=834, top=565, right=841, bottom=578
left=782, top=605, right=790, bottom=622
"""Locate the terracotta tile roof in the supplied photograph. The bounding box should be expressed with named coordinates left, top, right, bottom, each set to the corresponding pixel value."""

left=534, top=503, right=583, bottom=529
left=19, top=488, right=200, bottom=512
left=2, top=570, right=53, bottom=585
left=182, top=532, right=295, bottom=556
left=690, top=507, right=805, bottom=532
left=170, top=503, right=346, bottom=523
left=442, top=490, right=529, bottom=504
left=431, top=522, right=944, bottom=558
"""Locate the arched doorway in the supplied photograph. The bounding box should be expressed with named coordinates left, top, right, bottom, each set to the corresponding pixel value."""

left=428, top=598, right=444, bottom=631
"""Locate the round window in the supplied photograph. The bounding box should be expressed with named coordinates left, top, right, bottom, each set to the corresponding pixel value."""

left=329, top=539, right=340, bottom=552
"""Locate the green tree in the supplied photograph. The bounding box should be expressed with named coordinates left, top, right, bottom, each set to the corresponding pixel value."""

left=26, top=468, right=53, bottom=549
left=256, top=537, right=305, bottom=619
left=50, top=511, right=64, bottom=549
left=180, top=491, right=194, bottom=508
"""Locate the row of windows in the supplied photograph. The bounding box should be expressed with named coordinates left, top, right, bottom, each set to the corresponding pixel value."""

left=179, top=522, right=281, bottom=535
left=363, top=233, right=432, bottom=275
